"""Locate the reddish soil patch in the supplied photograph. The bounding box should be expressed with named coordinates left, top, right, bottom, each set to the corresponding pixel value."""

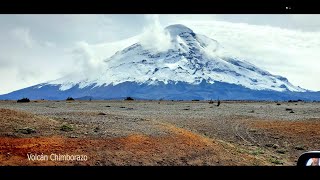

left=0, top=132, right=268, bottom=166
left=250, top=120, right=320, bottom=140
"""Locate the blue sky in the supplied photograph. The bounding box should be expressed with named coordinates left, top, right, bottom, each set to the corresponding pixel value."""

left=0, top=14, right=320, bottom=94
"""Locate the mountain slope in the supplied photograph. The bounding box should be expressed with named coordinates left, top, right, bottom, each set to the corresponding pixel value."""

left=1, top=24, right=318, bottom=101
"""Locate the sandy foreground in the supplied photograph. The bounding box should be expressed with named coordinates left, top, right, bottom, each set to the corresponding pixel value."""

left=0, top=100, right=319, bottom=166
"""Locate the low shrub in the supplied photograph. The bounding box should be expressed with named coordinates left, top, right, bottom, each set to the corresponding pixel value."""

left=250, top=148, right=264, bottom=156
left=269, top=158, right=283, bottom=165
left=66, top=97, right=75, bottom=101
left=17, top=98, right=30, bottom=103
left=60, top=124, right=73, bottom=132
left=16, top=127, right=36, bottom=134
left=125, top=97, right=134, bottom=101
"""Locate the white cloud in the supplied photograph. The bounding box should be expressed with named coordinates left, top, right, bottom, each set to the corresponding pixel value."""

left=160, top=14, right=320, bottom=32
left=48, top=36, right=140, bottom=86
left=139, top=15, right=173, bottom=52
left=10, top=27, right=35, bottom=48
left=289, top=15, right=320, bottom=31
left=44, top=41, right=56, bottom=48
left=0, top=27, right=74, bottom=94
left=69, top=41, right=106, bottom=80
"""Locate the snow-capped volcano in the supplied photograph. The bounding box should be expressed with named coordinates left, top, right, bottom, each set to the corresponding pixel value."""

left=47, top=24, right=304, bottom=92
left=1, top=24, right=318, bottom=101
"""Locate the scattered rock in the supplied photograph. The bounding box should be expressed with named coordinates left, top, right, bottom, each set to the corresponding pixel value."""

left=180, top=157, right=187, bottom=163
left=98, top=112, right=106, bottom=115
left=120, top=107, right=126, bottom=109
left=105, top=105, right=111, bottom=107
left=272, top=144, right=280, bottom=149
left=294, top=145, right=305, bottom=150
left=249, top=110, right=255, bottom=113
left=4, top=133, right=17, bottom=137
left=276, top=103, right=281, bottom=106
left=127, top=108, right=134, bottom=110
left=285, top=108, right=293, bottom=111
left=290, top=110, right=294, bottom=113
left=140, top=118, right=149, bottom=121
left=183, top=108, right=190, bottom=110
left=276, top=149, right=286, bottom=154
left=94, top=127, right=100, bottom=132
left=69, top=135, right=78, bottom=138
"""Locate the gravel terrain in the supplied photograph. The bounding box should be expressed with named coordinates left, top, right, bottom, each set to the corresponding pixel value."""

left=0, top=100, right=319, bottom=166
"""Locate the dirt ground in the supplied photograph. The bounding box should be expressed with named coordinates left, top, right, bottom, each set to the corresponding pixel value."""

left=0, top=100, right=319, bottom=166
left=247, top=119, right=320, bottom=163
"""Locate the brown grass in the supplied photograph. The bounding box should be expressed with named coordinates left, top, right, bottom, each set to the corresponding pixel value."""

left=250, top=119, right=320, bottom=137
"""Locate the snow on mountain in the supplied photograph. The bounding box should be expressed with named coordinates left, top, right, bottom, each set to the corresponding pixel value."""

left=45, top=24, right=306, bottom=93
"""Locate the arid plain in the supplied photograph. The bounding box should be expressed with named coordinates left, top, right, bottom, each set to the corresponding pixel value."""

left=1, top=100, right=320, bottom=166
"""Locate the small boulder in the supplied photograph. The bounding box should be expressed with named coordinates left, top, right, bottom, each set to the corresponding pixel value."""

left=272, top=144, right=280, bottom=149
